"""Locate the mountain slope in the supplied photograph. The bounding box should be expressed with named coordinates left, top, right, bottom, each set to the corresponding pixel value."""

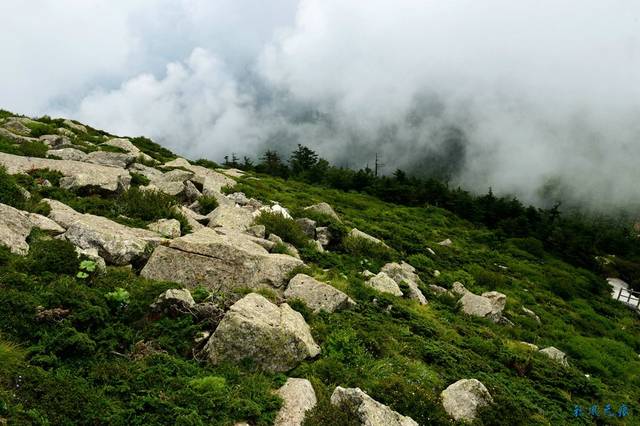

left=0, top=111, right=638, bottom=425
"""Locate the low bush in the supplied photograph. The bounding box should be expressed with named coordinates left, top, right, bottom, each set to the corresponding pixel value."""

left=255, top=211, right=310, bottom=248
left=342, top=235, right=394, bottom=262
left=26, top=236, right=79, bottom=276
left=197, top=195, right=219, bottom=215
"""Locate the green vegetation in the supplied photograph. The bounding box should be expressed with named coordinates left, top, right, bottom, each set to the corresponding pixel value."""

left=0, top=113, right=638, bottom=424
left=197, top=195, right=219, bottom=215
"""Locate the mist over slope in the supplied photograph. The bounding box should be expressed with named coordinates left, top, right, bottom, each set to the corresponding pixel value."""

left=3, top=0, right=640, bottom=211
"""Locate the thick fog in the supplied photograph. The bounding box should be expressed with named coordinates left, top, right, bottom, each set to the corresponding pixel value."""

left=2, top=0, right=640, bottom=210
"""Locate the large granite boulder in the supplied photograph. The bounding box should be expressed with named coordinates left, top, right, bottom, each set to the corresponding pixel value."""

left=150, top=288, right=196, bottom=314
left=441, top=379, right=493, bottom=422
left=47, top=147, right=87, bottom=161
left=203, top=293, right=320, bottom=372
left=451, top=282, right=506, bottom=323
left=295, top=218, right=317, bottom=239
left=539, top=346, right=569, bottom=367
left=284, top=274, right=355, bottom=313
left=330, top=387, right=418, bottom=426
left=103, top=138, right=156, bottom=163
left=366, top=272, right=403, bottom=297
left=85, top=151, right=136, bottom=169
left=0, top=203, right=64, bottom=254
left=0, top=152, right=130, bottom=192
left=164, top=158, right=235, bottom=196
left=380, top=262, right=427, bottom=305
left=128, top=163, right=163, bottom=180
left=348, top=228, right=389, bottom=248
left=43, top=199, right=164, bottom=265
left=140, top=227, right=303, bottom=292
left=274, top=378, right=317, bottom=426
left=304, top=202, right=341, bottom=223
left=207, top=204, right=254, bottom=231
left=147, top=218, right=181, bottom=238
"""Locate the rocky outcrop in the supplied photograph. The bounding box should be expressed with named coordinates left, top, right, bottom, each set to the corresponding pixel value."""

left=47, top=147, right=87, bottom=161
left=284, top=274, right=355, bottom=313
left=296, top=218, right=317, bottom=239
left=441, top=379, right=493, bottom=422
left=174, top=205, right=206, bottom=231
left=85, top=151, right=136, bottom=169
left=330, top=387, right=418, bottom=426
left=381, top=262, right=427, bottom=305
left=147, top=218, right=181, bottom=238
left=63, top=119, right=87, bottom=133
left=207, top=204, right=254, bottom=231
left=366, top=271, right=403, bottom=297
left=104, top=138, right=156, bottom=163
left=348, top=228, right=389, bottom=248
left=140, top=227, right=303, bottom=292
left=203, top=293, right=320, bottom=372
left=274, top=378, right=317, bottom=426
left=0, top=203, right=64, bottom=254
left=2, top=117, right=34, bottom=135
left=164, top=158, right=235, bottom=196
left=43, top=199, right=164, bottom=265
left=128, top=163, right=163, bottom=180
left=451, top=282, right=506, bottom=323
left=0, top=152, right=131, bottom=192
left=304, top=202, right=341, bottom=222
left=539, top=346, right=568, bottom=367
left=150, top=288, right=196, bottom=314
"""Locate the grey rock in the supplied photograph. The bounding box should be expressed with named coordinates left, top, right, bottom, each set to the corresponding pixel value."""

left=148, top=218, right=181, bottom=238
left=441, top=379, right=493, bottom=422
left=246, top=225, right=266, bottom=239
left=539, top=346, right=569, bottom=367
left=150, top=288, right=196, bottom=313
left=274, top=378, right=317, bottom=426
left=330, top=387, right=418, bottom=426
left=203, top=293, right=320, bottom=372
left=140, top=227, right=303, bottom=292
left=366, top=272, right=403, bottom=296
left=86, top=151, right=136, bottom=168
left=304, top=202, right=341, bottom=223
left=285, top=274, right=355, bottom=313
left=47, top=147, right=87, bottom=161
left=381, top=262, right=427, bottom=305
left=0, top=152, right=131, bottom=192
left=63, top=119, right=87, bottom=133
left=0, top=203, right=65, bottom=255
left=296, top=218, right=317, bottom=239
left=39, top=134, right=72, bottom=148
left=316, top=227, right=331, bottom=246
left=207, top=204, right=254, bottom=231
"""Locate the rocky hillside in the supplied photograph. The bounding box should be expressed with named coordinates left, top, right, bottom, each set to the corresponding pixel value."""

left=0, top=111, right=638, bottom=425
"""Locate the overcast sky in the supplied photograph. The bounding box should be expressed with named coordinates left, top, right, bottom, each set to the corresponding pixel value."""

left=2, top=1, right=640, bottom=210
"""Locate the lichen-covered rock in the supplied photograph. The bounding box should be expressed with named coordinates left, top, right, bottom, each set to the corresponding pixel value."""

left=274, top=378, right=317, bottom=426
left=0, top=152, right=131, bottom=192
left=207, top=204, right=255, bottom=230
left=63, top=119, right=87, bottom=133
left=348, top=228, right=389, bottom=248
left=203, top=293, right=320, bottom=372
left=539, top=346, right=569, bottom=366
left=285, top=274, right=355, bottom=313
left=2, top=117, right=33, bottom=135
left=366, top=272, right=403, bottom=296
left=246, top=224, right=266, bottom=239
left=86, top=151, right=136, bottom=168
left=147, top=218, right=181, bottom=238
left=381, top=262, right=427, bottom=305
left=316, top=227, right=331, bottom=247
left=47, top=147, right=87, bottom=161
left=441, top=379, right=493, bottom=422
left=304, top=202, right=341, bottom=223
left=330, top=387, right=418, bottom=426
left=0, top=203, right=65, bottom=255
left=140, top=227, right=303, bottom=292
left=452, top=285, right=507, bottom=323
left=150, top=288, right=196, bottom=313
left=42, top=199, right=165, bottom=265
left=295, top=218, right=317, bottom=239
left=128, top=163, right=163, bottom=180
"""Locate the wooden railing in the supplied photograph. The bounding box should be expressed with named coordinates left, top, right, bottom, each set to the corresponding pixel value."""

left=615, top=287, right=640, bottom=310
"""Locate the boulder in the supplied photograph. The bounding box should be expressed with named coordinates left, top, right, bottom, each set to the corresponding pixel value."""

left=453, top=285, right=506, bottom=323
left=330, top=387, right=418, bottom=426
left=256, top=204, right=292, bottom=219
left=140, top=227, right=303, bottom=292
left=274, top=378, right=317, bottom=426
left=164, top=158, right=235, bottom=195
left=441, top=379, right=493, bottom=422
left=183, top=180, right=202, bottom=202
left=246, top=225, right=266, bottom=239
left=539, top=346, right=569, bottom=367
left=158, top=169, right=195, bottom=183
left=316, top=227, right=331, bottom=247
left=428, top=284, right=449, bottom=295
left=380, top=262, right=427, bottom=305
left=203, top=293, right=320, bottom=372
left=174, top=205, right=206, bottom=231
left=304, top=202, right=341, bottom=223
left=75, top=247, right=107, bottom=274
left=150, top=288, right=196, bottom=313
left=207, top=204, right=255, bottom=231
left=42, top=199, right=165, bottom=265
left=217, top=168, right=245, bottom=178
left=0, top=203, right=65, bottom=255
left=85, top=151, right=136, bottom=168
left=63, top=119, right=87, bottom=133
left=104, top=138, right=156, bottom=163
left=0, top=128, right=37, bottom=144
left=296, top=218, right=317, bottom=239
left=128, top=163, right=163, bottom=179
left=39, top=134, right=72, bottom=148
left=227, top=192, right=251, bottom=205
left=366, top=272, right=403, bottom=297
left=522, top=306, right=541, bottom=323
left=519, top=341, right=539, bottom=351
left=2, top=117, right=33, bottom=135
left=142, top=181, right=185, bottom=197
left=147, top=218, right=181, bottom=238
left=438, top=238, right=453, bottom=247
left=348, top=228, right=389, bottom=248
left=0, top=152, right=131, bottom=192
left=285, top=274, right=355, bottom=313
left=47, top=148, right=87, bottom=161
